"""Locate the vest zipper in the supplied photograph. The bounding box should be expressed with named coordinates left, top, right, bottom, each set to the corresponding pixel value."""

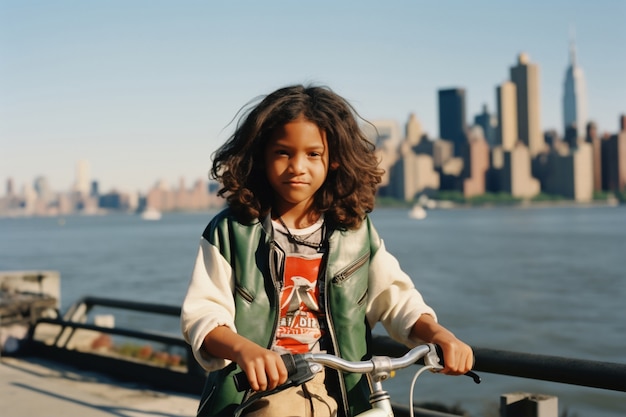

left=332, top=252, right=369, bottom=284
left=325, top=244, right=352, bottom=416
left=241, top=240, right=284, bottom=405
left=268, top=241, right=283, bottom=345
left=325, top=279, right=350, bottom=415
left=328, top=249, right=370, bottom=415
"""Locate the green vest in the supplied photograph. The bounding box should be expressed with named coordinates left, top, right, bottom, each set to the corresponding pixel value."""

left=197, top=210, right=381, bottom=417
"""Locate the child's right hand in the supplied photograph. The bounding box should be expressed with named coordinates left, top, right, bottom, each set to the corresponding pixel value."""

left=234, top=342, right=289, bottom=391
left=202, top=325, right=289, bottom=392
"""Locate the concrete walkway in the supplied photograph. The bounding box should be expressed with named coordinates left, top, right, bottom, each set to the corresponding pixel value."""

left=1, top=355, right=199, bottom=417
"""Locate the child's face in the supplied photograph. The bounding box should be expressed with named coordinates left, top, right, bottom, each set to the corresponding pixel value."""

left=264, top=117, right=330, bottom=215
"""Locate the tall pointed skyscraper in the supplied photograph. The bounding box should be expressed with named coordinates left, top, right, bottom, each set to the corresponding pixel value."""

left=563, top=38, right=588, bottom=139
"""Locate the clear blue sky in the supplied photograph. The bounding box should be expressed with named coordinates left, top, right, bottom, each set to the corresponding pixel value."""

left=1, top=0, right=625, bottom=193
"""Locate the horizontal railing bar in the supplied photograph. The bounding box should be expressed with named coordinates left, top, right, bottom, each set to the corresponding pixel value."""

left=75, top=296, right=181, bottom=316
left=371, top=335, right=626, bottom=392
left=34, top=318, right=186, bottom=346
left=473, top=346, right=626, bottom=392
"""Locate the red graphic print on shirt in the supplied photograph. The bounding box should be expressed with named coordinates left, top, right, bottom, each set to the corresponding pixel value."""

left=276, top=255, right=323, bottom=353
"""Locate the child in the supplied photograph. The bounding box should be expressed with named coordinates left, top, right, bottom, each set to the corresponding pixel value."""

left=181, top=84, right=473, bottom=417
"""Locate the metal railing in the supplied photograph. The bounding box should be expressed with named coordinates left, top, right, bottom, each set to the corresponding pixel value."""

left=25, top=296, right=206, bottom=394
left=370, top=335, right=626, bottom=393
left=23, top=296, right=626, bottom=399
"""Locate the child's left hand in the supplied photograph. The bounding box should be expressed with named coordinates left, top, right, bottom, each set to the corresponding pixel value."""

left=410, top=314, right=474, bottom=375
left=430, top=331, right=474, bottom=375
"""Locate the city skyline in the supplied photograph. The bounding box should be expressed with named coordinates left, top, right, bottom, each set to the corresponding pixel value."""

left=2, top=1, right=625, bottom=193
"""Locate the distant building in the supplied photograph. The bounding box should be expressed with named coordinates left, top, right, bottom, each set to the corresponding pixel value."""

left=500, top=142, right=540, bottom=198
left=564, top=124, right=579, bottom=149
left=585, top=122, right=603, bottom=192
left=496, top=81, right=518, bottom=151
left=510, top=53, right=545, bottom=156
left=440, top=159, right=464, bottom=191
left=145, top=177, right=222, bottom=212
left=6, top=178, right=14, bottom=196
left=544, top=129, right=560, bottom=148
left=99, top=190, right=134, bottom=211
left=33, top=176, right=53, bottom=202
left=90, top=180, right=99, bottom=197
left=363, top=119, right=402, bottom=192
left=601, top=131, right=626, bottom=192
left=362, top=119, right=402, bottom=149
left=396, top=139, right=439, bottom=201
left=432, top=139, right=454, bottom=170
left=487, top=146, right=505, bottom=192
left=474, top=104, right=498, bottom=147
left=73, top=159, right=91, bottom=195
left=438, top=88, right=467, bottom=156
left=545, top=142, right=593, bottom=202
left=563, top=39, right=588, bottom=140
left=405, top=113, right=423, bottom=146
left=463, top=126, right=491, bottom=198
left=378, top=115, right=442, bottom=201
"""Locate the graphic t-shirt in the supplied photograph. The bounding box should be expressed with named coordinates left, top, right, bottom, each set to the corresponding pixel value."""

left=275, top=255, right=323, bottom=353
left=271, top=218, right=326, bottom=354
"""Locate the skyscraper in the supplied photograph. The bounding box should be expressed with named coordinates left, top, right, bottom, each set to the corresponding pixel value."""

left=563, top=39, right=588, bottom=139
left=602, top=131, right=626, bottom=192
left=501, top=142, right=540, bottom=198
left=463, top=126, right=490, bottom=198
left=510, top=53, right=544, bottom=156
left=474, top=104, right=498, bottom=147
left=405, top=113, right=423, bottom=146
left=438, top=88, right=467, bottom=157
left=73, top=159, right=91, bottom=195
left=545, top=142, right=593, bottom=202
left=496, top=81, right=518, bottom=151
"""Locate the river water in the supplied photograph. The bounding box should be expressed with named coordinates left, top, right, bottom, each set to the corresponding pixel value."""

left=1, top=205, right=624, bottom=416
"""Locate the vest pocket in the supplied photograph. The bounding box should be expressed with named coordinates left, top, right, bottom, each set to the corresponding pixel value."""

left=357, top=289, right=368, bottom=306
left=235, top=285, right=254, bottom=303
left=331, top=252, right=369, bottom=285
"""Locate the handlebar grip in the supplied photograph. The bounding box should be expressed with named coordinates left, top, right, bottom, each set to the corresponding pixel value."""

left=434, top=344, right=481, bottom=384
left=233, top=353, right=299, bottom=392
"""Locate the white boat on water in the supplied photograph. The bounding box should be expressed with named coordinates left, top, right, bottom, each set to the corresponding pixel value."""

left=140, top=208, right=162, bottom=221
left=408, top=204, right=427, bottom=220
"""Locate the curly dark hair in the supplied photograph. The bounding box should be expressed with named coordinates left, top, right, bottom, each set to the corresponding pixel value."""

left=211, top=84, right=383, bottom=230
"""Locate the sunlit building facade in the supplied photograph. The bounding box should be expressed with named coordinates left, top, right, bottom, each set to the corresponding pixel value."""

left=510, top=53, right=545, bottom=156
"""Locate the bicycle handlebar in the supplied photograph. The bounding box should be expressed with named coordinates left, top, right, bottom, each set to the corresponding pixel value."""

left=303, top=344, right=433, bottom=376
left=234, top=343, right=480, bottom=392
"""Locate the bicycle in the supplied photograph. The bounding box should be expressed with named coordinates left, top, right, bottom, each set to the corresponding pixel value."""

left=234, top=343, right=481, bottom=417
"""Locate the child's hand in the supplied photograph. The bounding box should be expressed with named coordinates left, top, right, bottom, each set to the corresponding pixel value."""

left=430, top=331, right=474, bottom=375
left=234, top=342, right=289, bottom=391
left=410, top=314, right=474, bottom=375
left=202, top=326, right=289, bottom=391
